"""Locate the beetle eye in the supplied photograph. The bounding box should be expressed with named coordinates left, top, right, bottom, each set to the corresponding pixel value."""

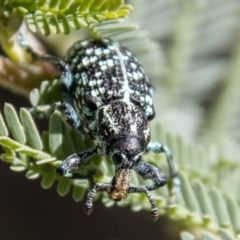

left=134, top=155, right=141, bottom=164
left=112, top=153, right=122, bottom=165
left=132, top=153, right=143, bottom=167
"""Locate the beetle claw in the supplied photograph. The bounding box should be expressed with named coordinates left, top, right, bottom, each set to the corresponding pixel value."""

left=84, top=205, right=93, bottom=215
left=151, top=208, right=159, bottom=222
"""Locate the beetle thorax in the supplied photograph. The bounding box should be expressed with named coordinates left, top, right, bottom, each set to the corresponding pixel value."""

left=94, top=101, right=150, bottom=152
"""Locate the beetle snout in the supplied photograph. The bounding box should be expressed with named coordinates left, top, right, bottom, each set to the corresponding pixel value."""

left=108, top=168, right=131, bottom=201
left=109, top=187, right=128, bottom=201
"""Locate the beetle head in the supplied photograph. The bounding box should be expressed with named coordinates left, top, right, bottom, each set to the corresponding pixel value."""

left=109, top=137, right=144, bottom=169
left=107, top=137, right=144, bottom=201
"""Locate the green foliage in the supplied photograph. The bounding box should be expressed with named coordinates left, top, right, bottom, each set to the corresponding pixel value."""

left=0, top=0, right=132, bottom=35
left=180, top=229, right=237, bottom=240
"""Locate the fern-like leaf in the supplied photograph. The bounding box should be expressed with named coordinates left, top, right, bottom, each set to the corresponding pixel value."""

left=1, top=0, right=132, bottom=35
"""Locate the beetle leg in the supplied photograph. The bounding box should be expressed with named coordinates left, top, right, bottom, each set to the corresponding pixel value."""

left=51, top=101, right=92, bottom=138
left=84, top=183, right=112, bottom=215
left=131, top=186, right=160, bottom=222
left=129, top=162, right=166, bottom=221
left=29, top=100, right=92, bottom=138
left=18, top=33, right=73, bottom=99
left=56, top=146, right=97, bottom=183
left=18, top=33, right=92, bottom=138
left=147, top=141, right=181, bottom=201
left=30, top=101, right=92, bottom=138
left=132, top=162, right=167, bottom=191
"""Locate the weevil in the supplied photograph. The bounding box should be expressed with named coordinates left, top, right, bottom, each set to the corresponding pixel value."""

left=18, top=34, right=180, bottom=221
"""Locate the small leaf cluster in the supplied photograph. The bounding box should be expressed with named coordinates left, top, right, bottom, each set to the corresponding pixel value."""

left=1, top=0, right=132, bottom=35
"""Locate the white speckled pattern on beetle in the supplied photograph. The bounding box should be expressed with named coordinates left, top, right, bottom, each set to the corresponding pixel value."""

left=66, top=39, right=155, bottom=123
